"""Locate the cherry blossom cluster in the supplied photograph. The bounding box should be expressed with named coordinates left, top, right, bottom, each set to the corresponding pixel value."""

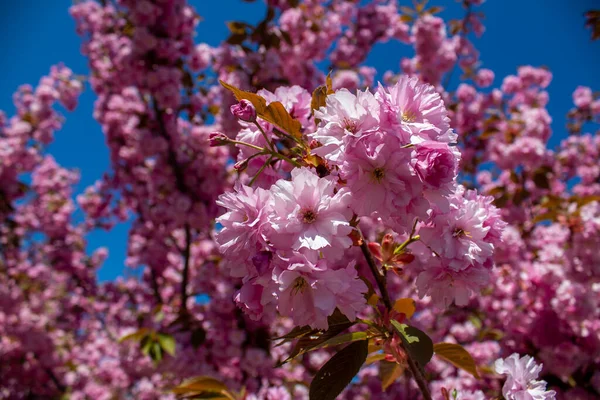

left=216, top=75, right=505, bottom=329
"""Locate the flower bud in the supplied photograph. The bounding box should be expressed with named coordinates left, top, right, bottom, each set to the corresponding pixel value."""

left=233, top=158, right=249, bottom=172
left=209, top=132, right=229, bottom=147
left=230, top=99, right=257, bottom=122
left=414, top=141, right=458, bottom=188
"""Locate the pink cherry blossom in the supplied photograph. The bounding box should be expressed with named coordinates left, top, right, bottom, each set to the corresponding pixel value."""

left=495, top=354, right=556, bottom=400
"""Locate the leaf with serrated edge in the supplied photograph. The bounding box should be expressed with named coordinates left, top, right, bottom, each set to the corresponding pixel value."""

left=317, top=331, right=370, bottom=349
left=220, top=80, right=301, bottom=138
left=309, top=340, right=368, bottom=400
left=119, top=328, right=150, bottom=343
left=279, top=310, right=355, bottom=363
left=434, top=343, right=480, bottom=379
left=379, top=360, right=405, bottom=391
left=390, top=321, right=433, bottom=368
left=172, top=377, right=236, bottom=400
left=366, top=353, right=387, bottom=365
left=158, top=333, right=176, bottom=356
left=280, top=319, right=355, bottom=363
left=261, top=101, right=302, bottom=138
left=326, top=71, right=334, bottom=94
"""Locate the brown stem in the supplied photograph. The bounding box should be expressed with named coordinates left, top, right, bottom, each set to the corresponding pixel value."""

left=359, top=239, right=392, bottom=310
left=150, top=268, right=163, bottom=304
left=180, top=224, right=192, bottom=314
left=152, top=102, right=192, bottom=199
left=406, top=352, right=433, bottom=400
left=45, top=367, right=66, bottom=393
left=359, top=234, right=433, bottom=400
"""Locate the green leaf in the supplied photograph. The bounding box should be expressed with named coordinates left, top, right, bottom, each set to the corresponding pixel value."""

left=158, top=333, right=176, bottom=356
left=433, top=343, right=480, bottom=379
left=273, top=325, right=314, bottom=342
left=309, top=340, right=368, bottom=400
left=318, top=331, right=370, bottom=348
left=279, top=310, right=355, bottom=364
left=379, top=360, right=404, bottom=391
left=365, top=353, right=387, bottom=365
left=172, top=376, right=236, bottom=400
left=151, top=341, right=163, bottom=362
left=390, top=321, right=434, bottom=369
left=119, top=328, right=150, bottom=343
left=140, top=335, right=153, bottom=356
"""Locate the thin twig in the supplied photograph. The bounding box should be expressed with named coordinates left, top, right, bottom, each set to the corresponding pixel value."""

left=248, top=155, right=273, bottom=186
left=253, top=121, right=275, bottom=152
left=406, top=355, right=433, bottom=400
left=150, top=268, right=163, bottom=304
left=359, top=234, right=392, bottom=310
left=180, top=224, right=192, bottom=314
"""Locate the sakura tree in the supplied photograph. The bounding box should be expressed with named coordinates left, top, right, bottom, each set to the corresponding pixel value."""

left=1, top=0, right=598, bottom=399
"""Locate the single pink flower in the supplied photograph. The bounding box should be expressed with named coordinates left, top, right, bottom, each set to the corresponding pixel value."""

left=494, top=353, right=556, bottom=400
left=266, top=168, right=353, bottom=259
left=376, top=75, right=456, bottom=144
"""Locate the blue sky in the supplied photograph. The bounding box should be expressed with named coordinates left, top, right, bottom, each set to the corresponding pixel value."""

left=0, top=1, right=598, bottom=280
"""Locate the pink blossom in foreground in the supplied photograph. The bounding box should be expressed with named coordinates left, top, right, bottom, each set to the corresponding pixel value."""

left=311, top=88, right=380, bottom=164
left=274, top=257, right=366, bottom=329
left=215, top=183, right=272, bottom=278
left=341, top=132, right=420, bottom=219
left=495, top=354, right=556, bottom=400
left=376, top=75, right=456, bottom=144
left=266, top=168, right=353, bottom=259
left=419, top=188, right=499, bottom=271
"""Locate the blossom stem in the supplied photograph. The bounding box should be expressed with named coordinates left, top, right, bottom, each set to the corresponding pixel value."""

left=394, top=235, right=420, bottom=255
left=269, top=151, right=302, bottom=168
left=360, top=231, right=433, bottom=400
left=228, top=139, right=265, bottom=152
left=394, top=219, right=420, bottom=254
left=228, top=139, right=301, bottom=167
left=248, top=155, right=273, bottom=186
left=253, top=121, right=276, bottom=152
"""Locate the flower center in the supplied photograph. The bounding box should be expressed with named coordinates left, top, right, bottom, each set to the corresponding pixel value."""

left=373, top=167, right=385, bottom=182
left=292, top=277, right=307, bottom=295
left=453, top=228, right=472, bottom=239
left=401, top=110, right=417, bottom=123
left=343, top=118, right=358, bottom=133
left=299, top=208, right=317, bottom=224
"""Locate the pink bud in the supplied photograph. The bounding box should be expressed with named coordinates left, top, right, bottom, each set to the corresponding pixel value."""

left=233, top=159, right=248, bottom=172
left=368, top=242, right=383, bottom=262
left=414, top=141, right=458, bottom=188
left=209, top=132, right=228, bottom=147
left=230, top=99, right=257, bottom=122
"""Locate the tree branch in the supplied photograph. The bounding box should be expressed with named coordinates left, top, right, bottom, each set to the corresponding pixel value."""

left=359, top=232, right=432, bottom=400
left=180, top=224, right=192, bottom=314
left=359, top=238, right=392, bottom=310
left=150, top=268, right=163, bottom=305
